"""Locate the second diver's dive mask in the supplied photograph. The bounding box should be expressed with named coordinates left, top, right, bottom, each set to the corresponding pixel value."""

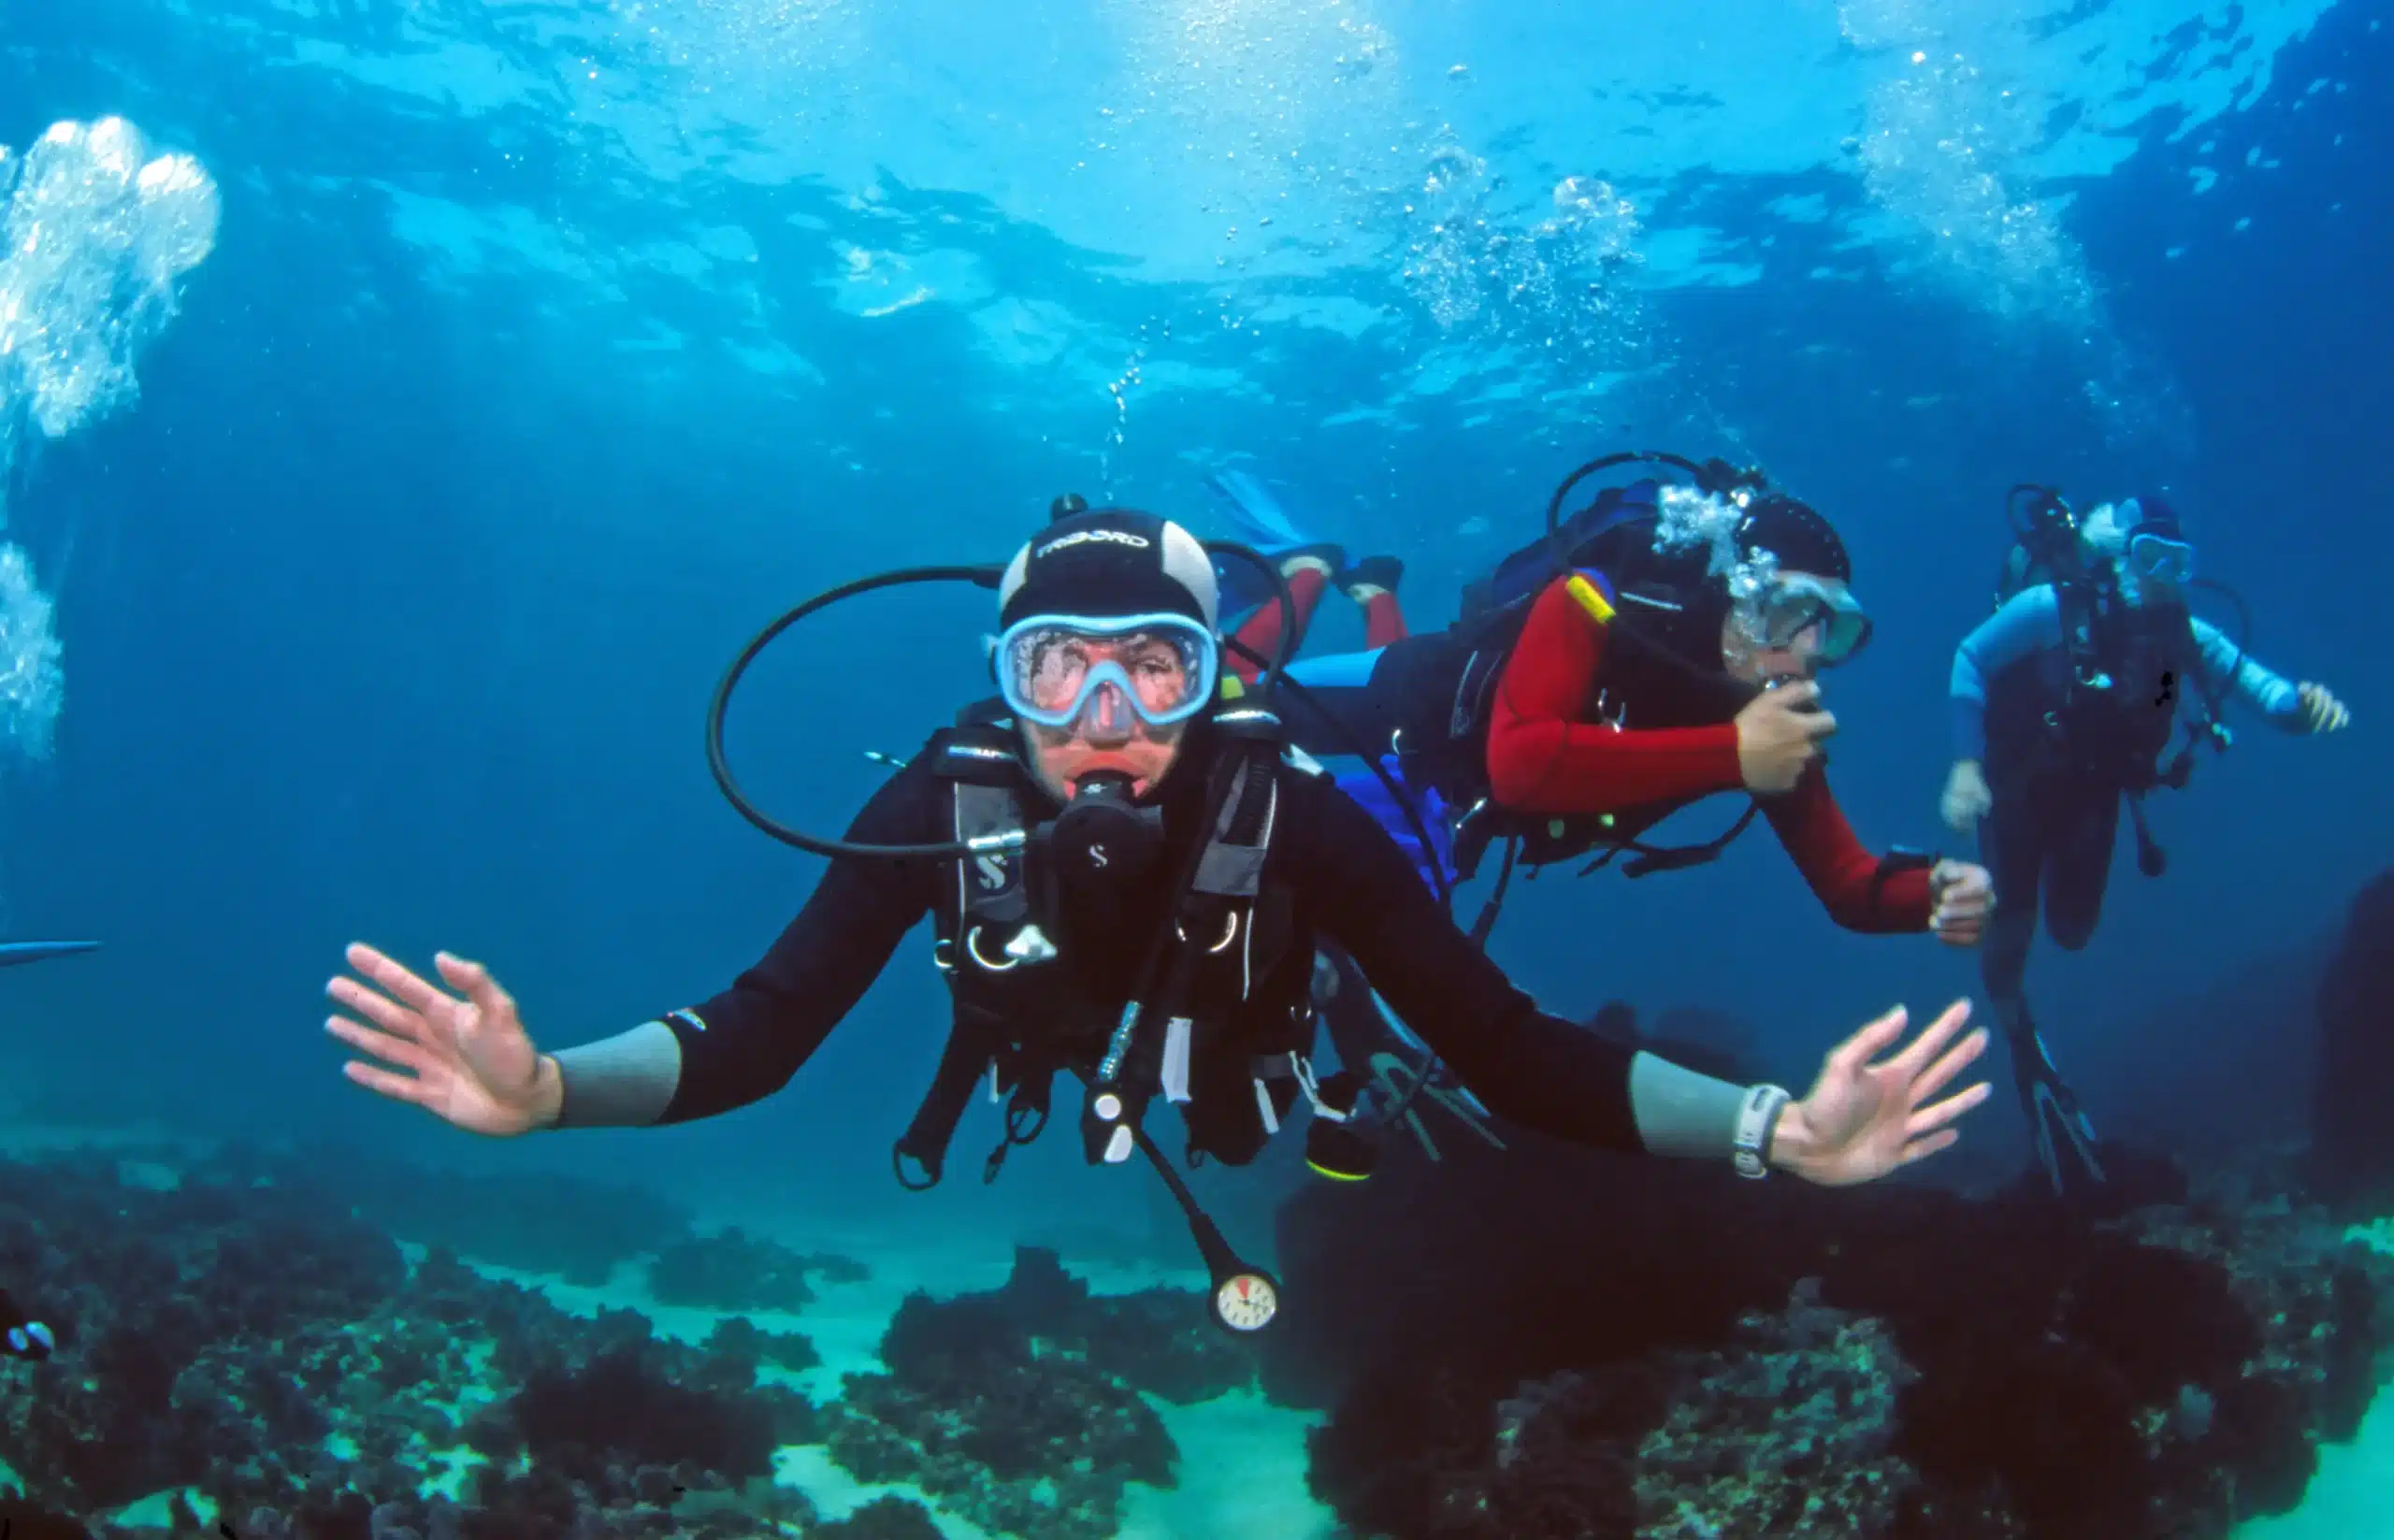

left=1735, top=571, right=1874, bottom=672
left=2124, top=532, right=2196, bottom=587
left=996, top=612, right=1220, bottom=730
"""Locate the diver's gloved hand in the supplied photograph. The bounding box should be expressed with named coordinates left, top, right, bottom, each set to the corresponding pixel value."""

left=1735, top=681, right=1838, bottom=796
left=2298, top=683, right=2350, bottom=735
left=1940, top=759, right=1992, bottom=834
left=325, top=943, right=560, bottom=1136
left=1926, top=860, right=1994, bottom=947
left=1766, top=1000, right=1992, bottom=1187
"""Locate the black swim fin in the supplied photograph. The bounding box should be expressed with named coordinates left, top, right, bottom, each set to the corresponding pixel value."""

left=2001, top=1000, right=2106, bottom=1200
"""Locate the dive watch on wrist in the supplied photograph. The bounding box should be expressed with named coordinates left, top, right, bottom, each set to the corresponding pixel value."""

left=1734, top=1084, right=1792, bottom=1179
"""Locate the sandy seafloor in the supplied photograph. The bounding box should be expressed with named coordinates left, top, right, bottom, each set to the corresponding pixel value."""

left=3, top=1119, right=2388, bottom=1540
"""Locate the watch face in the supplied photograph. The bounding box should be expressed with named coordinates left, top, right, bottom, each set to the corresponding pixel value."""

left=1213, top=1272, right=1278, bottom=1332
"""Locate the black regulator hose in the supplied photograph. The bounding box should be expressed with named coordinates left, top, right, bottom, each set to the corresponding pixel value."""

left=706, top=546, right=1297, bottom=861
left=707, top=565, right=1009, bottom=858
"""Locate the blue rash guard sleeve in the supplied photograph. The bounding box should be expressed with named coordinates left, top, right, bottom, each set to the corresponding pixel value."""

left=1950, top=586, right=2062, bottom=761
left=2190, top=617, right=2304, bottom=728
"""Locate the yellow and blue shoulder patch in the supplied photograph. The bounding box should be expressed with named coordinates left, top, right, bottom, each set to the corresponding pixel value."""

left=1565, top=568, right=1618, bottom=626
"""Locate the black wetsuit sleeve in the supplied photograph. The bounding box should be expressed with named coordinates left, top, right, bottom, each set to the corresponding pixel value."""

left=1296, top=773, right=1644, bottom=1151
left=656, top=757, right=944, bottom=1124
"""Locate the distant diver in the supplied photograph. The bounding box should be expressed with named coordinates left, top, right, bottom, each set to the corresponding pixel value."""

left=326, top=502, right=1993, bottom=1334
left=1941, top=489, right=2349, bottom=1200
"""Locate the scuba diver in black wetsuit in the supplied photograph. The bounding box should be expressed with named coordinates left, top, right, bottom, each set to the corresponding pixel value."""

left=1942, top=491, right=2350, bottom=1201
left=324, top=504, right=1994, bottom=1332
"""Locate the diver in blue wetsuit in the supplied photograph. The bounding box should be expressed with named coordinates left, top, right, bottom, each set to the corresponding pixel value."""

left=1940, top=494, right=2349, bottom=1199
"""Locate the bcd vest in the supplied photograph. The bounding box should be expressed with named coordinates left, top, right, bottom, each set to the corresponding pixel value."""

left=2042, top=575, right=2221, bottom=794
left=890, top=708, right=1323, bottom=1191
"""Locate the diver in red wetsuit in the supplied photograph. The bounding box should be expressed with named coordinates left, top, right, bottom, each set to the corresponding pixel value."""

left=1208, top=461, right=1993, bottom=945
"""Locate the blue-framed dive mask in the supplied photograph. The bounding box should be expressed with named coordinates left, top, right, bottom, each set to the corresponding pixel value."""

left=996, top=612, right=1220, bottom=730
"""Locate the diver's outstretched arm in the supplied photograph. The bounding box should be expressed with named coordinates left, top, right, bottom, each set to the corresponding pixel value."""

left=328, top=746, right=941, bottom=1135
left=1305, top=772, right=1991, bottom=1185
left=2189, top=619, right=2347, bottom=734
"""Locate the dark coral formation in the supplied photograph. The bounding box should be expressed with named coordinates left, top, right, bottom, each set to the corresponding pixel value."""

left=822, top=1245, right=1240, bottom=1540
left=809, top=1494, right=946, bottom=1538
left=0, top=1149, right=820, bottom=1537
left=1274, top=1125, right=2392, bottom=1539
left=0, top=1491, right=96, bottom=1540
left=2311, top=868, right=2394, bottom=1212
left=308, top=1144, right=698, bottom=1287
left=1314, top=1286, right=1930, bottom=1540
left=704, top=1313, right=823, bottom=1376
left=644, top=1227, right=869, bottom=1316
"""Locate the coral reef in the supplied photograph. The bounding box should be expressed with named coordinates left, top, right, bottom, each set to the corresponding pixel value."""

left=1275, top=1123, right=2392, bottom=1540
left=705, top=1314, right=822, bottom=1376
left=644, top=1228, right=869, bottom=1317
left=822, top=1245, right=1235, bottom=1540
left=295, top=1144, right=699, bottom=1288
left=0, top=1151, right=821, bottom=1538
left=0, top=1151, right=1239, bottom=1540
left=808, top=1494, right=945, bottom=1539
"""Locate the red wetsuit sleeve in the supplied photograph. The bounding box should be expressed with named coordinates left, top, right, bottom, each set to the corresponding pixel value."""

left=1758, top=769, right=1935, bottom=932
left=1483, top=576, right=1746, bottom=814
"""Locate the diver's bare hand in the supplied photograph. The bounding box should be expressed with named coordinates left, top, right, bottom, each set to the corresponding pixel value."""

left=1940, top=759, right=1992, bottom=834
left=1767, top=1000, right=1991, bottom=1187
left=1925, top=859, right=1993, bottom=947
left=1736, top=681, right=1837, bottom=796
left=2298, top=683, right=2349, bottom=735
left=326, top=943, right=560, bottom=1136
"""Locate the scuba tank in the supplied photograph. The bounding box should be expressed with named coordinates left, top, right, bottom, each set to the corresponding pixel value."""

left=1995, top=483, right=2086, bottom=608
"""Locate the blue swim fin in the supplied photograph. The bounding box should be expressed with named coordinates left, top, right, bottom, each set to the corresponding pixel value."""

left=1204, top=469, right=1320, bottom=553
left=0, top=941, right=98, bottom=968
left=1205, top=469, right=1347, bottom=620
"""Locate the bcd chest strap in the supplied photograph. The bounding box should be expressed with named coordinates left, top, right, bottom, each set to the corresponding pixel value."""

left=1083, top=709, right=1284, bottom=1166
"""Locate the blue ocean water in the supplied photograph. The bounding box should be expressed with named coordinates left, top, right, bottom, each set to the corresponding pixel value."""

left=0, top=1, right=2387, bottom=1535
